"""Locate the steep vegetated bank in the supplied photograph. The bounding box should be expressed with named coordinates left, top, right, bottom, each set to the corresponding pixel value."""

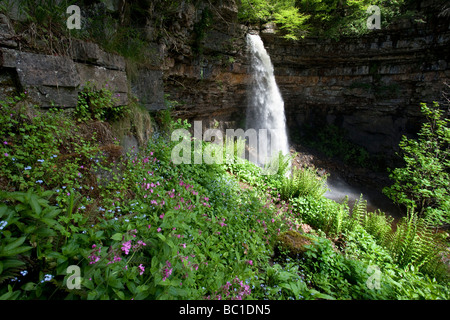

left=0, top=0, right=449, bottom=301
left=0, top=93, right=449, bottom=300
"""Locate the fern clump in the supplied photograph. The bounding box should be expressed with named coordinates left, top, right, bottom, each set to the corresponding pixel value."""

left=279, top=165, right=328, bottom=201
left=383, top=209, right=446, bottom=279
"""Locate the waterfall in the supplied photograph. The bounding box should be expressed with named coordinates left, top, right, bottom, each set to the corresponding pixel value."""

left=246, top=33, right=290, bottom=167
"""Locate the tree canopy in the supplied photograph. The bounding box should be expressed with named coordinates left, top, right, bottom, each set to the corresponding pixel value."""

left=238, top=0, right=413, bottom=40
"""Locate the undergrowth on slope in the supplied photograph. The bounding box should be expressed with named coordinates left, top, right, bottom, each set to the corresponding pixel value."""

left=0, top=93, right=448, bottom=300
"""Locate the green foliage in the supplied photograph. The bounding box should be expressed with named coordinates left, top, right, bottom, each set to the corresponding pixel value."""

left=296, top=236, right=396, bottom=299
left=3, top=0, right=79, bottom=55
left=192, top=7, right=213, bottom=54
left=278, top=165, right=328, bottom=201
left=384, top=209, right=446, bottom=279
left=289, top=196, right=349, bottom=237
left=75, top=82, right=128, bottom=122
left=0, top=94, right=101, bottom=192
left=254, top=262, right=330, bottom=300
left=383, top=102, right=450, bottom=227
left=238, top=0, right=412, bottom=40
left=239, top=0, right=310, bottom=40
left=1, top=91, right=448, bottom=300
left=0, top=188, right=69, bottom=299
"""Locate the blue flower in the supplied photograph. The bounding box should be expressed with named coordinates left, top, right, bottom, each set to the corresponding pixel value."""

left=36, top=180, right=43, bottom=184
left=41, top=274, right=53, bottom=282
left=37, top=159, right=44, bottom=163
left=0, top=220, right=8, bottom=230
left=24, top=166, right=32, bottom=170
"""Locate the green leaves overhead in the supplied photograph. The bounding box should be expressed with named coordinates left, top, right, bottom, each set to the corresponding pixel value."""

left=238, top=0, right=411, bottom=39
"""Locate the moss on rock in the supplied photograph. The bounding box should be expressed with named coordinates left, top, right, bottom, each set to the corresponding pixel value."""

left=275, top=230, right=316, bottom=258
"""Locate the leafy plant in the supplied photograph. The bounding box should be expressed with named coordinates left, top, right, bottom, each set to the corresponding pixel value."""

left=383, top=208, right=446, bottom=279
left=383, top=102, right=450, bottom=227
left=238, top=0, right=413, bottom=40
left=0, top=188, right=68, bottom=299
left=75, top=82, right=127, bottom=122
left=278, top=165, right=328, bottom=201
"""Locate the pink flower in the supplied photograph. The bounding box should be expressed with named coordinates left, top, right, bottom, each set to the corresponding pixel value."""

left=138, top=264, right=145, bottom=275
left=159, top=213, right=164, bottom=219
left=121, top=240, right=132, bottom=255
left=162, top=261, right=172, bottom=281
left=148, top=225, right=151, bottom=229
left=157, top=227, right=161, bottom=232
left=180, top=243, right=186, bottom=248
left=247, top=260, right=253, bottom=266
left=4, top=153, right=8, bottom=157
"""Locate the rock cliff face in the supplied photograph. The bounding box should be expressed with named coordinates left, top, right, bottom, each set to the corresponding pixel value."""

left=0, top=28, right=129, bottom=108
left=261, top=17, right=449, bottom=157
left=1, top=1, right=449, bottom=162
left=161, top=2, right=449, bottom=160
left=160, top=1, right=250, bottom=131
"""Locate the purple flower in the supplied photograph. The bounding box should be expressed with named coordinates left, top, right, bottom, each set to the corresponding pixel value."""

left=121, top=240, right=132, bottom=255
left=162, top=261, right=172, bottom=281
left=138, top=264, right=145, bottom=275
left=4, top=153, right=8, bottom=157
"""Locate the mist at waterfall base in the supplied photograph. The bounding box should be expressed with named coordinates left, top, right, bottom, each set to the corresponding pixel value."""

left=245, top=34, right=290, bottom=167
left=244, top=34, right=402, bottom=221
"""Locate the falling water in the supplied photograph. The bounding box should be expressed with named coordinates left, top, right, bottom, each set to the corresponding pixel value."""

left=246, top=33, right=290, bottom=166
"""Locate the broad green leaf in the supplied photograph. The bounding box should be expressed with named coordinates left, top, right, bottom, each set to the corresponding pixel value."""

left=29, top=195, right=42, bottom=215
left=111, top=233, right=123, bottom=241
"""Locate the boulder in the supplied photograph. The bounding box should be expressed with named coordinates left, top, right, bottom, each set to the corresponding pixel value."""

left=275, top=230, right=315, bottom=258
